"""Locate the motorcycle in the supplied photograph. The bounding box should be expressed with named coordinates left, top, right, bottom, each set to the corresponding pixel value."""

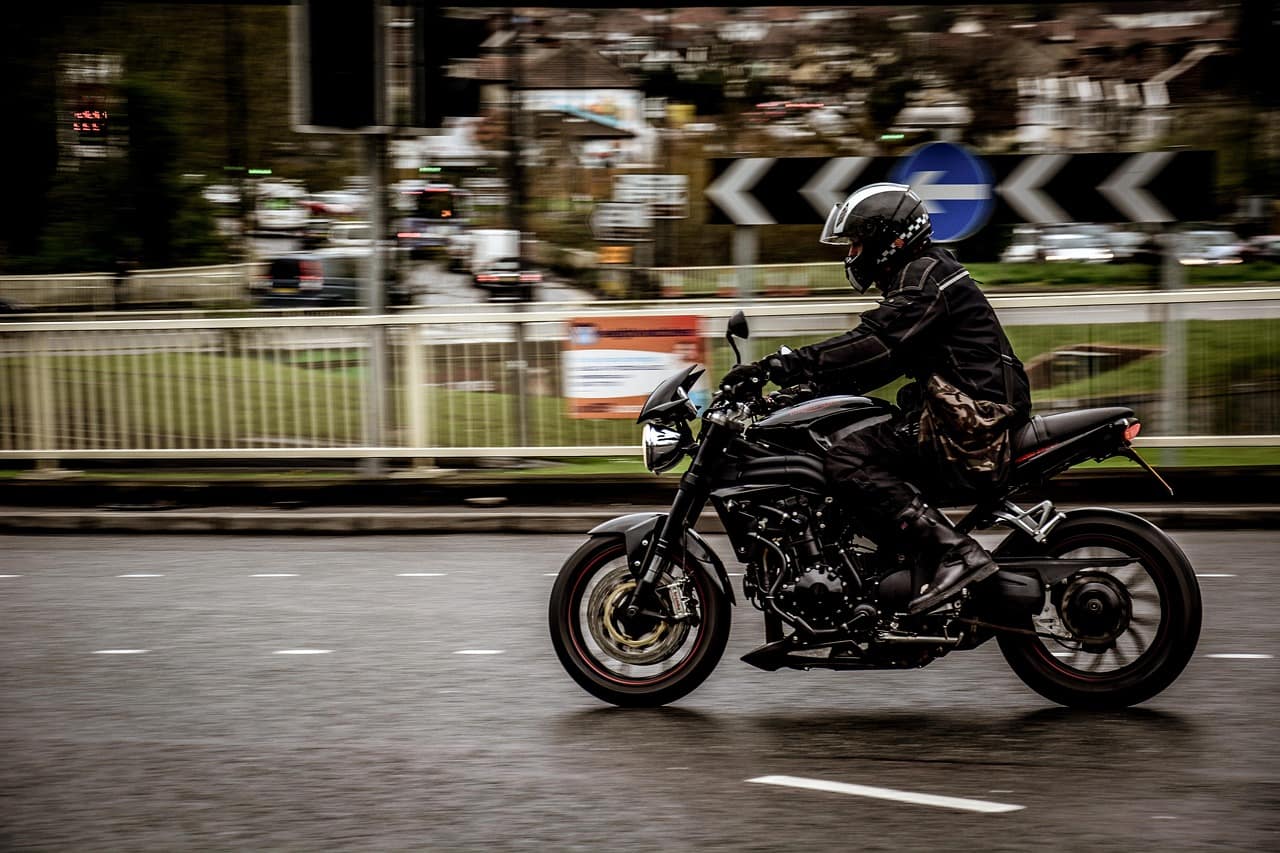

left=549, top=311, right=1201, bottom=709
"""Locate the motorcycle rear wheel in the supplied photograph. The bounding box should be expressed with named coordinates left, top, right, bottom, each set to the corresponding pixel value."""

left=549, top=537, right=730, bottom=708
left=995, top=513, right=1201, bottom=710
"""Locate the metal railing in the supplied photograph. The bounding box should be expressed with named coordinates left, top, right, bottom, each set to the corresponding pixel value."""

left=655, top=262, right=847, bottom=298
left=0, top=262, right=262, bottom=312
left=2, top=287, right=1280, bottom=463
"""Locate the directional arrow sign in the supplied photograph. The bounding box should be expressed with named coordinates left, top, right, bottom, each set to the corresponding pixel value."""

left=1098, top=151, right=1177, bottom=222
left=994, top=154, right=1072, bottom=224
left=704, top=157, right=777, bottom=225
left=799, top=156, right=870, bottom=218
left=706, top=151, right=1214, bottom=231
left=889, top=142, right=994, bottom=242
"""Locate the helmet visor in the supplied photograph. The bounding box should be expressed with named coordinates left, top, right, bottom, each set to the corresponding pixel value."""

left=819, top=204, right=849, bottom=246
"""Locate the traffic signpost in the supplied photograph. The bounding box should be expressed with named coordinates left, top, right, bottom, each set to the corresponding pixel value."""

left=590, top=202, right=649, bottom=242
left=614, top=174, right=690, bottom=219
left=705, top=150, right=1215, bottom=229
left=888, top=142, right=994, bottom=242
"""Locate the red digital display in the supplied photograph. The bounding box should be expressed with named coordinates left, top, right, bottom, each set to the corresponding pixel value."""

left=72, top=108, right=109, bottom=135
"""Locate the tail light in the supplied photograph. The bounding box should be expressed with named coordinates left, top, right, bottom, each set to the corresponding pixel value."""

left=397, top=232, right=422, bottom=239
left=476, top=274, right=497, bottom=283
left=519, top=273, right=542, bottom=283
left=299, top=260, right=323, bottom=290
left=1124, top=422, right=1142, bottom=443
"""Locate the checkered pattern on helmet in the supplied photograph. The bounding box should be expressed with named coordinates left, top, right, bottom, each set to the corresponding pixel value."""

left=874, top=212, right=931, bottom=264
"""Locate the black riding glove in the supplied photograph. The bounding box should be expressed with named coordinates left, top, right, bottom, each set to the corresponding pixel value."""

left=760, top=349, right=810, bottom=387
left=720, top=361, right=765, bottom=391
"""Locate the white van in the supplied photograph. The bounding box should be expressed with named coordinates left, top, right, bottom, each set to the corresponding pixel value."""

left=254, top=182, right=310, bottom=233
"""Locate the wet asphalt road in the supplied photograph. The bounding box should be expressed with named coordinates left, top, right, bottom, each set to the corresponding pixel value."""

left=1, top=531, right=1276, bottom=852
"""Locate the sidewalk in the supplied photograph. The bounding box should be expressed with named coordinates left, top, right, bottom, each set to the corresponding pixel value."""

left=2, top=466, right=1276, bottom=534
left=1, top=503, right=1277, bottom=535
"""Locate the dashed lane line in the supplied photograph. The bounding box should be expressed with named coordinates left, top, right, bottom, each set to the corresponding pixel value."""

left=455, top=649, right=505, bottom=655
left=0, top=574, right=22, bottom=578
left=93, top=649, right=149, bottom=655
left=118, top=573, right=164, bottom=578
left=1206, top=653, right=1272, bottom=659
left=274, top=649, right=333, bottom=655
left=748, top=775, right=1024, bottom=814
left=1196, top=573, right=1236, bottom=578
left=398, top=573, right=447, bottom=577
left=251, top=573, right=299, bottom=578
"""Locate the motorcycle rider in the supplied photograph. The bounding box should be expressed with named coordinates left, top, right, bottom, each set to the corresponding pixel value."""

left=721, top=183, right=1032, bottom=614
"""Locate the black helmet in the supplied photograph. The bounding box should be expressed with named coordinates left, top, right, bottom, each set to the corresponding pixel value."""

left=820, top=183, right=932, bottom=293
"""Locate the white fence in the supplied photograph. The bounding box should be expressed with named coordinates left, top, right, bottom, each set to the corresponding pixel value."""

left=0, top=263, right=262, bottom=312
left=2, top=288, right=1280, bottom=463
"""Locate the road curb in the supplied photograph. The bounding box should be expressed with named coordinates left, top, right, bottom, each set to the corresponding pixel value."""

left=2, top=505, right=1278, bottom=534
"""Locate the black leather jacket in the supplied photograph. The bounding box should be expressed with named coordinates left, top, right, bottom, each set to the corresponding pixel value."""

left=769, top=247, right=1031, bottom=418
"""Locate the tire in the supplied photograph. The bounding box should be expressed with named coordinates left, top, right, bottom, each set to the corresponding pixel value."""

left=549, top=537, right=730, bottom=707
left=996, top=512, right=1201, bottom=710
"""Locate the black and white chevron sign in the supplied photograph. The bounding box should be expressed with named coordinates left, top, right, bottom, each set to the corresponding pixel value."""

left=705, top=151, right=1215, bottom=229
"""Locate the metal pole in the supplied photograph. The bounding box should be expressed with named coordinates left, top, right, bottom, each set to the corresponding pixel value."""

left=362, top=133, right=389, bottom=477
left=1160, top=229, right=1187, bottom=467
left=733, top=226, right=758, bottom=360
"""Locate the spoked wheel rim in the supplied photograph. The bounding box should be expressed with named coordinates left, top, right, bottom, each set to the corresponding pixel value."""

left=1031, top=540, right=1169, bottom=679
left=568, top=548, right=707, bottom=686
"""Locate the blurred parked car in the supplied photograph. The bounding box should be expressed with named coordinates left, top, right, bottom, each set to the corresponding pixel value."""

left=474, top=257, right=542, bottom=302
left=1176, top=230, right=1243, bottom=266
left=202, top=183, right=240, bottom=207
left=328, top=222, right=373, bottom=248
left=251, top=250, right=410, bottom=307
left=1241, top=235, right=1280, bottom=263
left=1000, top=227, right=1043, bottom=263
left=254, top=182, right=310, bottom=233
left=1105, top=229, right=1159, bottom=264
left=1039, top=232, right=1114, bottom=263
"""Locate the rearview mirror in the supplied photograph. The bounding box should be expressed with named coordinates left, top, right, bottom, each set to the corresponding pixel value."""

left=726, top=310, right=749, bottom=364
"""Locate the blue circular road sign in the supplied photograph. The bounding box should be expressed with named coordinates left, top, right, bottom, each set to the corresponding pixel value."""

left=889, top=142, right=994, bottom=242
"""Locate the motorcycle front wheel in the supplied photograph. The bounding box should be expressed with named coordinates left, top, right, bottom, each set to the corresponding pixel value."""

left=549, top=537, right=730, bottom=707
left=996, top=512, right=1202, bottom=710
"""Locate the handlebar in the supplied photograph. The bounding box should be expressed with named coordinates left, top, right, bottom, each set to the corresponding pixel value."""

left=710, top=382, right=816, bottom=417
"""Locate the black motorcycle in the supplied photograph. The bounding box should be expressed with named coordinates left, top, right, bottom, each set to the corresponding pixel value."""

left=549, top=311, right=1201, bottom=709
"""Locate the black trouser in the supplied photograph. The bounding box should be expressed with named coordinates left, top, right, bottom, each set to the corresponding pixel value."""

left=824, top=414, right=929, bottom=543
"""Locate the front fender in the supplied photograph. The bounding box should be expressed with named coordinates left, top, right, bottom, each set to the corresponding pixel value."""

left=588, top=512, right=735, bottom=605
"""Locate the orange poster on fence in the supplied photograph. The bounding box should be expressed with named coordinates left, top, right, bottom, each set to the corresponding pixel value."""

left=564, top=316, right=708, bottom=419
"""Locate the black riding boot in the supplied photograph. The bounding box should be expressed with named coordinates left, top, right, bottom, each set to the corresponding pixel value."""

left=895, top=498, right=999, bottom=615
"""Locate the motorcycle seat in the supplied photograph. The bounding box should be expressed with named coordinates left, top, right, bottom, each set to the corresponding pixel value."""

left=1011, top=406, right=1135, bottom=459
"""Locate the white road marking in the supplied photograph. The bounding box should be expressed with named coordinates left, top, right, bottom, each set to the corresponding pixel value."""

left=455, top=649, right=504, bottom=655
left=1206, top=653, right=1272, bottom=659
left=93, top=649, right=149, bottom=655
left=748, top=775, right=1024, bottom=814
left=118, top=573, right=164, bottom=578
left=0, top=574, right=23, bottom=578
left=252, top=573, right=298, bottom=578
left=1196, top=573, right=1235, bottom=578
left=398, top=572, right=446, bottom=577
left=1153, top=815, right=1178, bottom=820
left=1051, top=652, right=1073, bottom=658
left=274, top=649, right=333, bottom=655
left=543, top=572, right=559, bottom=577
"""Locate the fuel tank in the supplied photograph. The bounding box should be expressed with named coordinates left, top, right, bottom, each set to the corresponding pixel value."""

left=748, top=395, right=895, bottom=456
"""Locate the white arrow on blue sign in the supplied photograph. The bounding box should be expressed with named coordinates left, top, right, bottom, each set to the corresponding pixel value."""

left=889, top=142, right=994, bottom=242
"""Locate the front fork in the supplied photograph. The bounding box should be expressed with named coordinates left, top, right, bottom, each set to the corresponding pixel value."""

left=624, top=423, right=730, bottom=622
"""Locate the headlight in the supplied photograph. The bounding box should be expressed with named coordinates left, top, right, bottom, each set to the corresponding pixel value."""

left=643, top=423, right=689, bottom=474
